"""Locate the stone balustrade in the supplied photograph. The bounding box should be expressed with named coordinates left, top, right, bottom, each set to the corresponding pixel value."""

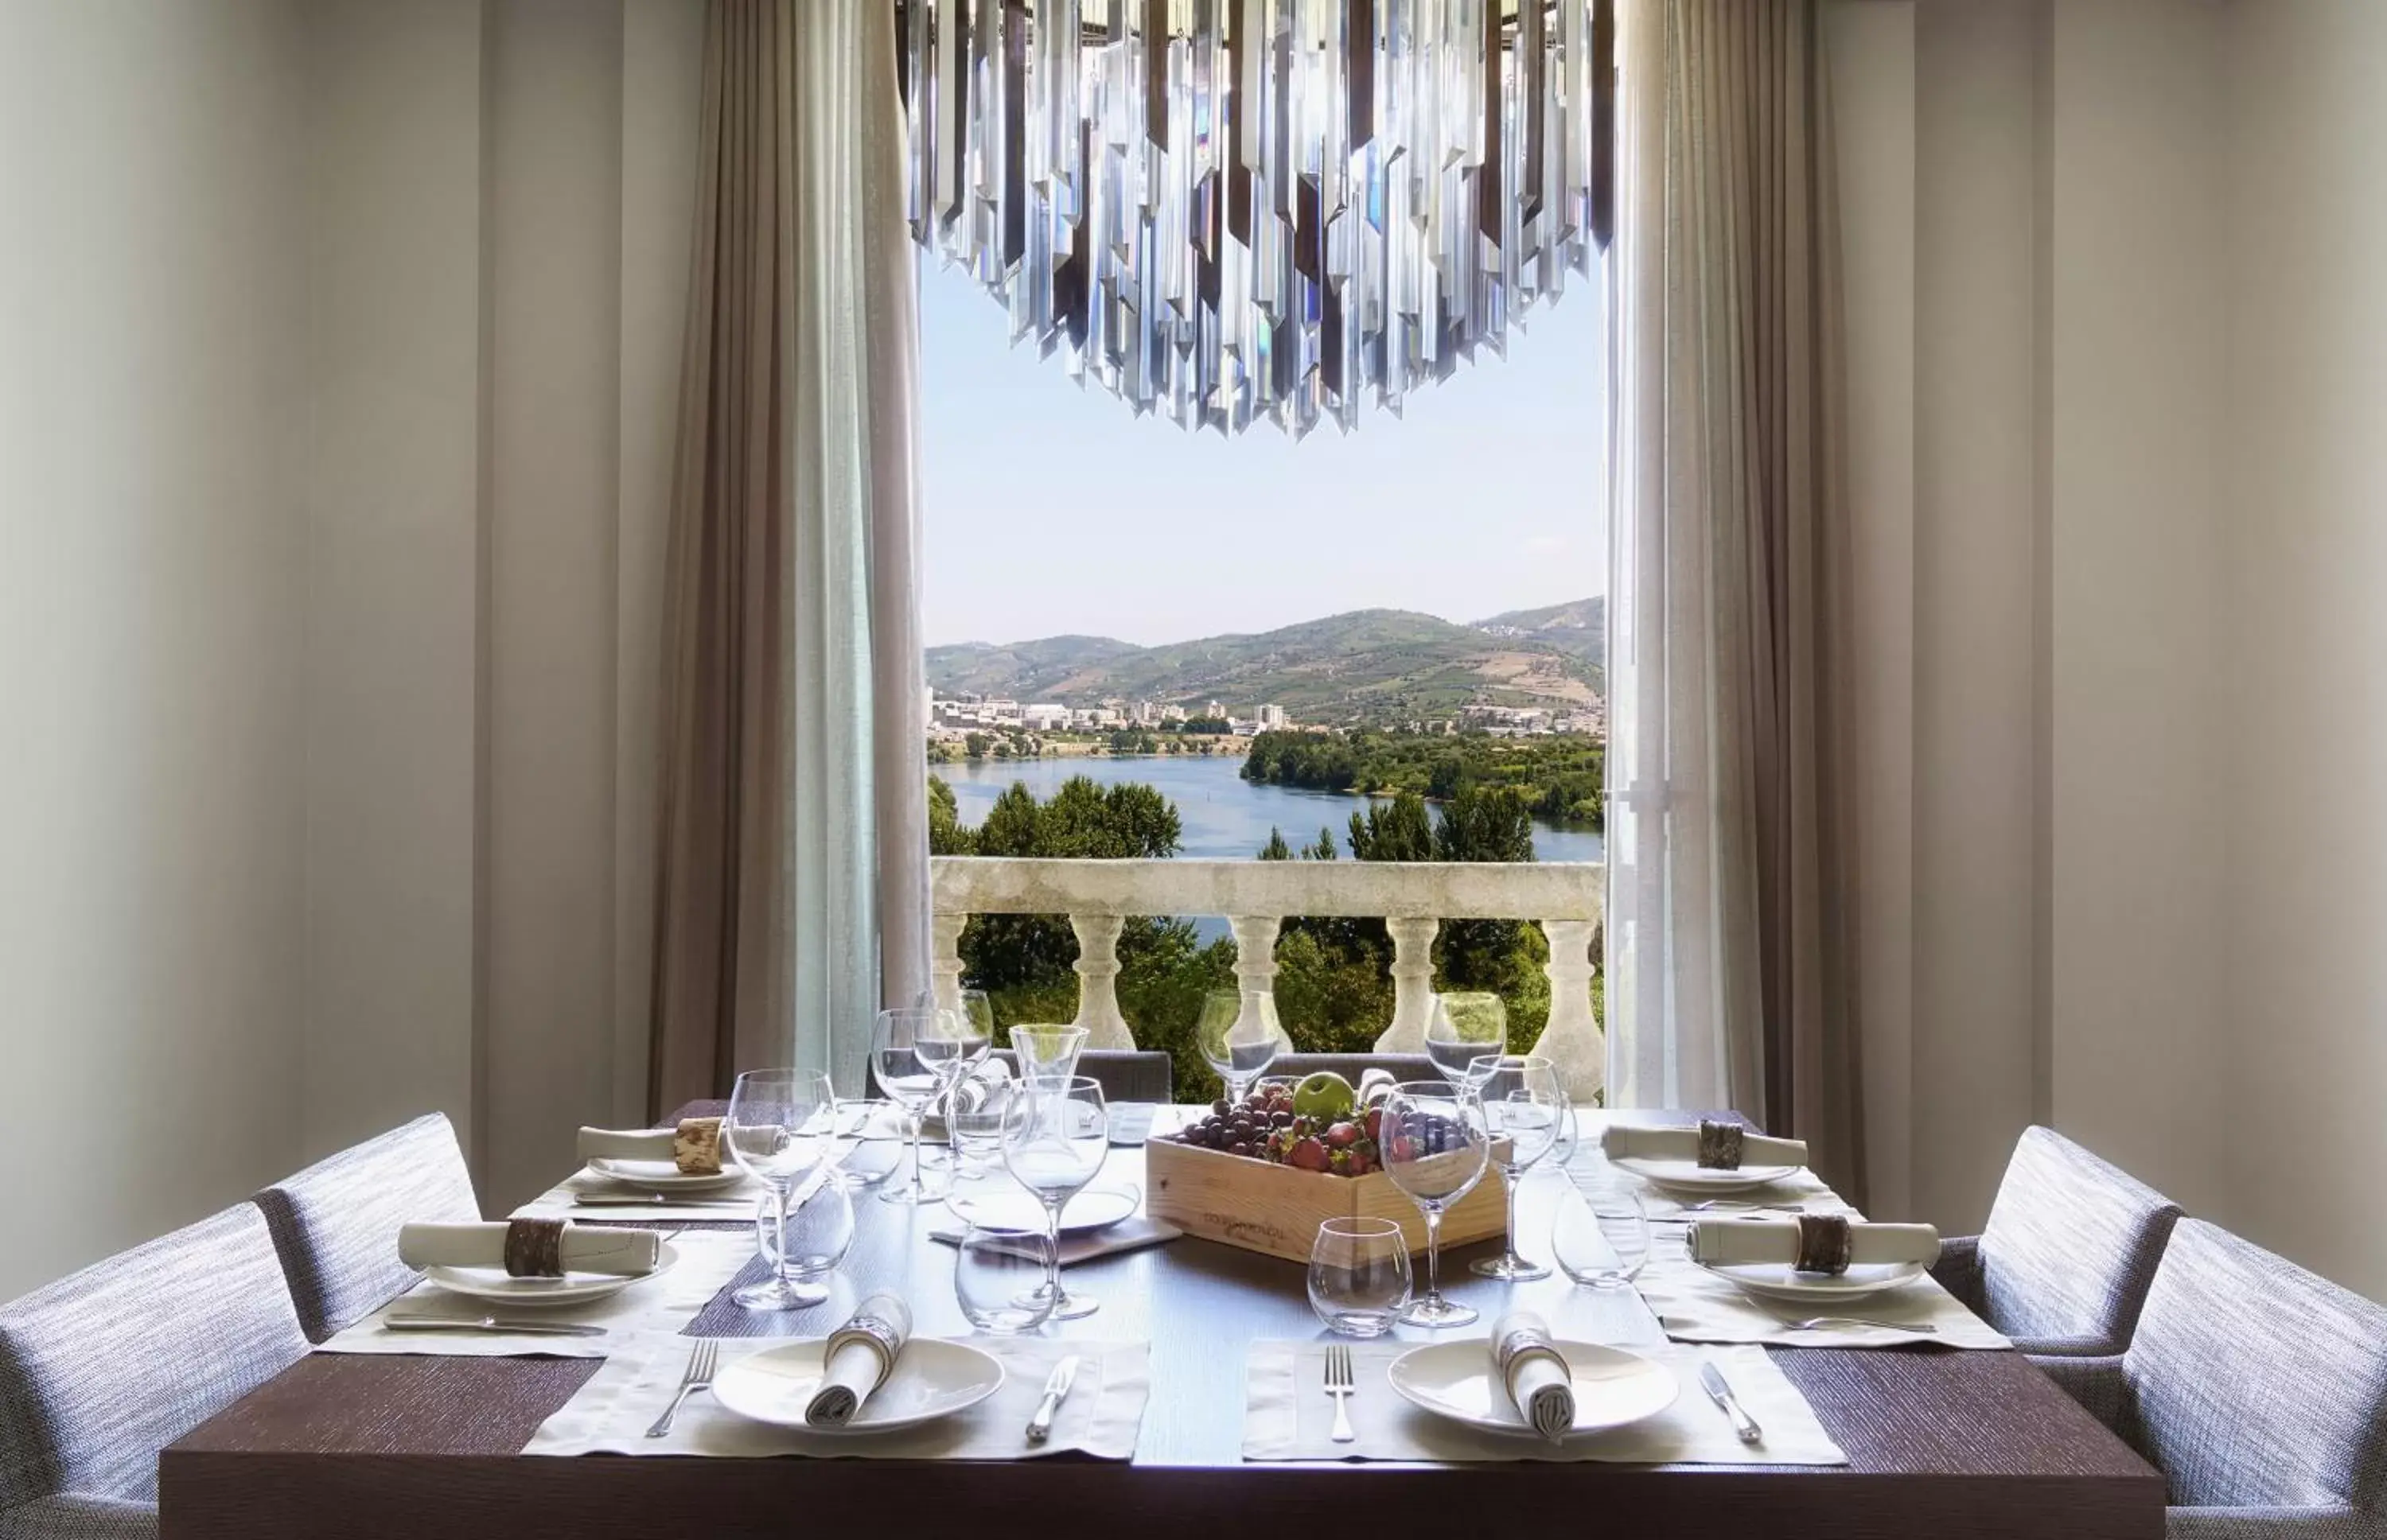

left=929, top=856, right=1606, bottom=1100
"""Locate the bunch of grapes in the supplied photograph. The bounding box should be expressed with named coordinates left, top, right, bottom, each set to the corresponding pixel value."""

left=1173, top=1083, right=1386, bottom=1176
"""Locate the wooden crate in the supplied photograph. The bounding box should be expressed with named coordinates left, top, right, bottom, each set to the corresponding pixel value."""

left=1144, top=1135, right=1508, bottom=1264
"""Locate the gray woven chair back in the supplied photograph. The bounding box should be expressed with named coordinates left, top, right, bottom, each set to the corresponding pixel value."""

left=1979, top=1126, right=2181, bottom=1351
left=985, top=1049, right=1173, bottom=1103
left=1265, top=1053, right=1437, bottom=1090
left=0, top=1203, right=307, bottom=1511
left=255, top=1113, right=478, bottom=1343
left=2124, top=1219, right=2387, bottom=1515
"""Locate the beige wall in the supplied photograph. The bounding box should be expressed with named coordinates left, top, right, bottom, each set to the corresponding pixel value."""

left=2218, top=0, right=2387, bottom=1295
left=0, top=0, right=311, bottom=1301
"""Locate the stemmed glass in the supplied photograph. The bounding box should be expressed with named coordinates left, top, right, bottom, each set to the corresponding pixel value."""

left=722, top=1068, right=839, bottom=1310
left=1424, top=992, right=1509, bottom=1094
left=1000, top=1075, right=1108, bottom=1320
left=872, top=1006, right=964, bottom=1206
left=1009, top=1023, right=1088, bottom=1090
left=924, top=990, right=998, bottom=1175
left=1380, top=1079, right=1492, bottom=1328
left=1467, top=1054, right=1570, bottom=1281
left=1196, top=989, right=1291, bottom=1107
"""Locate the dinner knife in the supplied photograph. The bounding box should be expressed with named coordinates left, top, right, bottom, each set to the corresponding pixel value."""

left=569, top=1192, right=750, bottom=1208
left=1699, top=1363, right=1763, bottom=1445
left=1025, top=1355, right=1081, bottom=1445
left=382, top=1314, right=609, bottom=1339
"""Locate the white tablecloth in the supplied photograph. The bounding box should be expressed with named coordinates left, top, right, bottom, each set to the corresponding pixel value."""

left=1242, top=1339, right=1846, bottom=1465
left=321, top=1230, right=753, bottom=1358
left=524, top=1333, right=1149, bottom=1460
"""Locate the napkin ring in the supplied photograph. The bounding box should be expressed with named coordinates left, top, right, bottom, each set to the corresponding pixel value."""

left=834, top=1312, right=905, bottom=1386
left=1793, top=1214, right=1853, bottom=1276
left=1696, top=1119, right=1746, bottom=1170
left=504, top=1218, right=567, bottom=1278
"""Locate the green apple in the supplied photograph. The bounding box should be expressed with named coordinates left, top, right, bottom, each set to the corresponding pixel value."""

left=1291, top=1071, right=1356, bottom=1123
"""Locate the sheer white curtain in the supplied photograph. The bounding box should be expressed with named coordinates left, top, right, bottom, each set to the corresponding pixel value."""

left=1603, top=0, right=1864, bottom=1194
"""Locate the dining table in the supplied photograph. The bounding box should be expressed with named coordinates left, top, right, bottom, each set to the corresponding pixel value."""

left=161, top=1102, right=2163, bottom=1538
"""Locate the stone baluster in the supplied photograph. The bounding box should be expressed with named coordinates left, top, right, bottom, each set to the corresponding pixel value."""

left=1534, top=918, right=1606, bottom=1102
left=1069, top=913, right=1134, bottom=1049
left=1227, top=915, right=1281, bottom=1003
left=1372, top=916, right=1440, bottom=1053
left=930, top=911, right=967, bottom=1017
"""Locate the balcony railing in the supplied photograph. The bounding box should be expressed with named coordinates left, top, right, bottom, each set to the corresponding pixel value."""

left=929, top=857, right=1606, bottom=1099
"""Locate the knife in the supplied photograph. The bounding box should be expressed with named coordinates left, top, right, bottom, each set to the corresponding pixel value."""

left=570, top=1193, right=749, bottom=1208
left=382, top=1314, right=609, bottom=1339
left=1699, top=1362, right=1763, bottom=1445
left=1025, top=1355, right=1081, bottom=1445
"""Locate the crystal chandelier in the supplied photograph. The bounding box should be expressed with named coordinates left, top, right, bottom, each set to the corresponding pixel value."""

left=901, top=0, right=1613, bottom=438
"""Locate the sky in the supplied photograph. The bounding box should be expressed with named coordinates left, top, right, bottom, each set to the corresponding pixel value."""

left=917, top=259, right=1607, bottom=650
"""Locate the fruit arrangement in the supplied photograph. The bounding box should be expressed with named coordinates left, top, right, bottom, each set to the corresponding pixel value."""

left=1170, top=1071, right=1385, bottom=1177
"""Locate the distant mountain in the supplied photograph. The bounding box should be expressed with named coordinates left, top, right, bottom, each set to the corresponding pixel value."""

left=1470, top=597, right=1605, bottom=671
left=927, top=603, right=1605, bottom=727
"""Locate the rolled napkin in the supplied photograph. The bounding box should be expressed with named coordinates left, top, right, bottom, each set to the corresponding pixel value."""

left=1601, top=1122, right=1809, bottom=1171
left=1687, top=1216, right=1940, bottom=1274
left=805, top=1293, right=913, bottom=1428
left=1357, top=1068, right=1399, bottom=1109
left=1491, top=1311, right=1575, bottom=1443
left=575, top=1117, right=725, bottom=1175
left=396, top=1221, right=660, bottom=1278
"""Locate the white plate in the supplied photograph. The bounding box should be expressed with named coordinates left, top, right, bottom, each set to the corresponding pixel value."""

left=584, top=1157, right=750, bottom=1194
left=1698, top=1257, right=1929, bottom=1303
left=1614, top=1156, right=1805, bottom=1195
left=712, top=1338, right=1005, bottom=1434
left=1388, top=1339, right=1680, bottom=1440
left=945, top=1185, right=1142, bottom=1236
left=422, top=1240, right=679, bottom=1307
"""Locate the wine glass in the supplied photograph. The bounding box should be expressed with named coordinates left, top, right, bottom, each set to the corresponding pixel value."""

left=1307, top=1217, right=1412, bottom=1337
left=754, top=1173, right=855, bottom=1289
left=1380, top=1079, right=1491, bottom=1328
left=1554, top=1183, right=1652, bottom=1289
left=1467, top=1054, right=1569, bottom=1281
left=923, top=990, right=997, bottom=1174
left=722, top=1067, right=839, bottom=1310
left=1000, top=1075, right=1108, bottom=1320
left=872, top=1007, right=956, bottom=1205
left=954, top=1221, right=1058, bottom=1335
left=1424, top=992, right=1509, bottom=1091
left=1009, top=1023, right=1088, bottom=1090
left=1196, top=989, right=1291, bottom=1107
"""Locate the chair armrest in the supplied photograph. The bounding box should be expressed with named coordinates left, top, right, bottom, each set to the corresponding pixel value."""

left=0, top=1493, right=158, bottom=1540
left=2031, top=1352, right=2128, bottom=1430
left=1930, top=1234, right=1984, bottom=1309
left=2164, top=1506, right=2375, bottom=1538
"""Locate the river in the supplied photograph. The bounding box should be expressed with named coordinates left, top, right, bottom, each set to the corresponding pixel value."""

left=937, top=752, right=1606, bottom=864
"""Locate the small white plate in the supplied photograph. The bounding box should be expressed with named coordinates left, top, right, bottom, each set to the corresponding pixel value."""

left=1387, top=1339, right=1680, bottom=1440
left=1614, top=1156, right=1805, bottom=1195
left=1699, top=1257, right=1929, bottom=1303
left=712, top=1338, right=1005, bottom=1434
left=584, top=1158, right=749, bottom=1194
left=946, top=1185, right=1142, bottom=1236
left=422, top=1240, right=679, bottom=1307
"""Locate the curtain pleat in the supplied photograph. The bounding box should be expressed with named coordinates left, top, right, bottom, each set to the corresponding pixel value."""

left=1606, top=0, right=1864, bottom=1200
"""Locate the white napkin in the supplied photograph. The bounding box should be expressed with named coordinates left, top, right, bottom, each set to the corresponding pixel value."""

left=1601, top=1123, right=1809, bottom=1170
left=575, top=1126, right=676, bottom=1163
left=396, top=1222, right=658, bottom=1277
left=805, top=1293, right=912, bottom=1428
left=1491, top=1311, right=1574, bottom=1443
left=1686, top=1217, right=1939, bottom=1269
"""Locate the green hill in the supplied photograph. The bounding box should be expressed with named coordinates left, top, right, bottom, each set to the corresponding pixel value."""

left=927, top=604, right=1603, bottom=727
left=1470, top=597, right=1605, bottom=671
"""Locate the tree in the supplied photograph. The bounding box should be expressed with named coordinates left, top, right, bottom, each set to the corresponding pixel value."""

left=1305, top=826, right=1338, bottom=861
left=1348, top=791, right=1435, bottom=861
left=1431, top=786, right=1548, bottom=1045
left=1258, top=826, right=1293, bottom=861
left=964, top=731, right=989, bottom=760
left=928, top=775, right=973, bottom=855
left=960, top=776, right=1185, bottom=994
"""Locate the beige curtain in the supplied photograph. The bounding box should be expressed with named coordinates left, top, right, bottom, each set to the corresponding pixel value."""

left=649, top=0, right=929, bottom=1115
left=1605, top=0, right=1864, bottom=1198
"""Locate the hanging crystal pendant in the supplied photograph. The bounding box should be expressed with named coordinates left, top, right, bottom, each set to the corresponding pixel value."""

left=904, top=0, right=1605, bottom=438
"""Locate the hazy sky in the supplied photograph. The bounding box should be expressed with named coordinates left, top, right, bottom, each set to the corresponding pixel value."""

left=917, top=259, right=1607, bottom=649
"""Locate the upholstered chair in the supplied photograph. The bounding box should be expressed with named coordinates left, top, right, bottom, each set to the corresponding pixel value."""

left=2036, top=1219, right=2387, bottom=1538
left=1931, top=1126, right=2183, bottom=1356
left=255, top=1113, right=479, bottom=1343
left=987, top=1049, right=1174, bottom=1103
left=0, top=1202, right=309, bottom=1537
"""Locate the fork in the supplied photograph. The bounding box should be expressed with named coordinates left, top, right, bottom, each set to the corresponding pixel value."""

left=645, top=1340, right=718, bottom=1438
left=1778, top=1315, right=1939, bottom=1334
left=1324, top=1342, right=1357, bottom=1444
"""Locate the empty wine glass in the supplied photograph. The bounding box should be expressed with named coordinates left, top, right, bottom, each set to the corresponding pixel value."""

left=1000, top=1075, right=1108, bottom=1320
left=1380, top=1080, right=1491, bottom=1328
left=1468, top=1055, right=1569, bottom=1281
left=1307, top=1217, right=1412, bottom=1337
left=722, top=1067, right=838, bottom=1310
left=1554, top=1182, right=1652, bottom=1289
left=923, top=990, right=998, bottom=1174
left=1196, top=989, right=1291, bottom=1106
left=944, top=1074, right=1010, bottom=1180
left=754, top=1172, right=855, bottom=1291
left=954, top=1221, right=1058, bottom=1335
left=1424, top=993, right=1508, bottom=1091
left=872, top=1007, right=956, bottom=1205
left=1009, top=1023, right=1088, bottom=1090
